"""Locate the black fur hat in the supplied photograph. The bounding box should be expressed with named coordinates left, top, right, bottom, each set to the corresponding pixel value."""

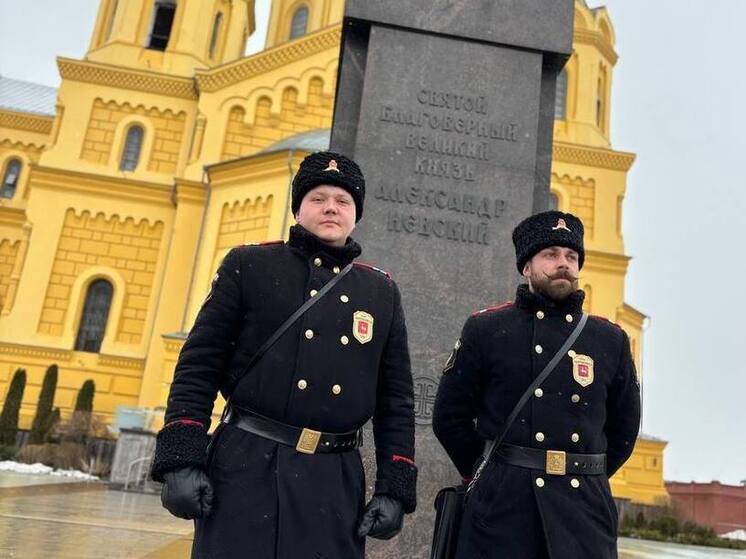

left=291, top=151, right=365, bottom=222
left=512, top=211, right=585, bottom=272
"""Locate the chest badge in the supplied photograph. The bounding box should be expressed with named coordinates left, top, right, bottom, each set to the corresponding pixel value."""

left=572, top=354, right=594, bottom=387
left=352, top=311, right=374, bottom=344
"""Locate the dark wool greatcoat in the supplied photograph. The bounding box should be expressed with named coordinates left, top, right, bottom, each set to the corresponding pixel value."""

left=433, top=285, right=640, bottom=559
left=151, top=225, right=417, bottom=559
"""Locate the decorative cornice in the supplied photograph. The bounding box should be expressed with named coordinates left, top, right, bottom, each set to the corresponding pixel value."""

left=553, top=142, right=636, bottom=172
left=196, top=25, right=342, bottom=93
left=30, top=165, right=173, bottom=207
left=0, top=342, right=72, bottom=361
left=0, top=207, right=27, bottom=228
left=174, top=178, right=207, bottom=205
left=618, top=302, right=647, bottom=325
left=57, top=58, right=198, bottom=101
left=573, top=29, right=618, bottom=65
left=162, top=332, right=187, bottom=354
left=0, top=110, right=54, bottom=135
left=0, top=139, right=46, bottom=154
left=206, top=150, right=303, bottom=188
left=98, top=354, right=145, bottom=370
left=583, top=249, right=630, bottom=275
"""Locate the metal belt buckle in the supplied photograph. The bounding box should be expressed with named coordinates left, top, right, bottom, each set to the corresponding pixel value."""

left=546, top=450, right=567, bottom=476
left=296, top=428, right=322, bottom=454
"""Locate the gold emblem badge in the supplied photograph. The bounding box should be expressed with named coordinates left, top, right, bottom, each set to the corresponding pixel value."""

left=324, top=159, right=340, bottom=173
left=572, top=354, right=594, bottom=387
left=552, top=218, right=572, bottom=232
left=352, top=311, right=374, bottom=344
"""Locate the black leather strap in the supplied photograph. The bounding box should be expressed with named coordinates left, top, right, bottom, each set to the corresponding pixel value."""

left=497, top=444, right=606, bottom=475
left=468, top=313, right=588, bottom=492
left=242, top=262, right=353, bottom=375
left=225, top=407, right=362, bottom=454
left=222, top=262, right=353, bottom=417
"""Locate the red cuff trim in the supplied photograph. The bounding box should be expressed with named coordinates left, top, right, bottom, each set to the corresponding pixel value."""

left=393, top=455, right=416, bottom=466
left=462, top=477, right=473, bottom=484
left=166, top=419, right=204, bottom=429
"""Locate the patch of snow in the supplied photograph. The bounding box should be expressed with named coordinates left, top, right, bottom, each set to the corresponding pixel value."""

left=722, top=529, right=746, bottom=541
left=0, top=461, right=99, bottom=480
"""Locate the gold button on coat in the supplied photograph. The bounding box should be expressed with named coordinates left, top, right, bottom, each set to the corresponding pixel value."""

left=571, top=394, right=581, bottom=403
left=535, top=432, right=545, bottom=442
left=340, top=295, right=349, bottom=303
left=571, top=433, right=580, bottom=443
left=535, top=345, right=543, bottom=354
left=310, top=289, right=318, bottom=297
left=568, top=350, right=577, bottom=358
left=340, top=336, right=349, bottom=345
left=297, top=379, right=308, bottom=390
left=313, top=257, right=322, bottom=267
left=536, top=311, right=545, bottom=319
left=566, top=314, right=573, bottom=323
left=570, top=478, right=580, bottom=489
left=332, top=384, right=342, bottom=395
left=305, top=329, right=314, bottom=339
left=333, top=266, right=340, bottom=274
left=534, top=388, right=544, bottom=398
left=536, top=477, right=545, bottom=488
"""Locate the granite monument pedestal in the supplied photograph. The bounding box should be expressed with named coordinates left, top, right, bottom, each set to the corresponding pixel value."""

left=331, top=2, right=574, bottom=556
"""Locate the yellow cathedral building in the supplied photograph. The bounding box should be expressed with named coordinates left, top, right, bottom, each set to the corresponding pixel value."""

left=0, top=0, right=667, bottom=506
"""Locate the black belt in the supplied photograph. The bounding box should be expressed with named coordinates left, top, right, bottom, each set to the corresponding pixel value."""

left=496, top=444, right=606, bottom=476
left=223, top=406, right=363, bottom=455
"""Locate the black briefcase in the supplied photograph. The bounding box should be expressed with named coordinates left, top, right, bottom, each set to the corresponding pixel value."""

left=430, top=484, right=466, bottom=559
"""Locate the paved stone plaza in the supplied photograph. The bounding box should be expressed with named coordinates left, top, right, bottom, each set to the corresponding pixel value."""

left=0, top=475, right=744, bottom=558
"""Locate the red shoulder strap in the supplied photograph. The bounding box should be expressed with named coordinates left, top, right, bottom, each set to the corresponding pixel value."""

left=472, top=301, right=513, bottom=316
left=354, top=261, right=391, bottom=279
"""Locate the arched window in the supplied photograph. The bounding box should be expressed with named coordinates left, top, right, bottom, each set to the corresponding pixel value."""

left=148, top=0, right=177, bottom=51
left=555, top=69, right=568, bottom=120
left=289, top=6, right=308, bottom=40
left=1, top=159, right=21, bottom=199
left=74, top=279, right=114, bottom=353
left=209, top=12, right=223, bottom=59
left=596, top=67, right=607, bottom=130
left=120, top=125, right=144, bottom=171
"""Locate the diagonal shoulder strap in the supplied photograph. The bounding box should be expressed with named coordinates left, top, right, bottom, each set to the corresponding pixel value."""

left=467, top=313, right=588, bottom=493
left=222, top=263, right=353, bottom=417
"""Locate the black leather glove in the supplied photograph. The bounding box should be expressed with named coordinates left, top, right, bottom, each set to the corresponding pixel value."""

left=161, top=466, right=214, bottom=520
left=356, top=495, right=404, bottom=540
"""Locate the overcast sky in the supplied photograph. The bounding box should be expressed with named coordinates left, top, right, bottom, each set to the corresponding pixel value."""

left=1, top=1, right=744, bottom=486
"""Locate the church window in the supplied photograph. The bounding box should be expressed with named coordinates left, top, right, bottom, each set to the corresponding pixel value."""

left=74, top=279, right=114, bottom=353
left=209, top=12, right=223, bottom=59
left=120, top=126, right=144, bottom=171
left=148, top=0, right=177, bottom=50
left=596, top=66, right=608, bottom=131
left=555, top=69, right=568, bottom=120
left=1, top=159, right=21, bottom=199
left=289, top=6, right=309, bottom=40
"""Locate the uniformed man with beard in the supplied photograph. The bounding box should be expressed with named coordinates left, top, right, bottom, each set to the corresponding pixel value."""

left=433, top=210, right=640, bottom=559
left=151, top=152, right=417, bottom=559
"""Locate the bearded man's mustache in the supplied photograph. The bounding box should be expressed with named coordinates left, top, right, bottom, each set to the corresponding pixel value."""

left=543, top=271, right=578, bottom=282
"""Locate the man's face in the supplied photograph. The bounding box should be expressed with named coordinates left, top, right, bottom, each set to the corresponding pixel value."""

left=295, top=184, right=356, bottom=247
left=523, top=246, right=580, bottom=301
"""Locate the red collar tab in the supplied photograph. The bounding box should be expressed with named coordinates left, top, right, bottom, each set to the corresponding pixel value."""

left=354, top=261, right=391, bottom=278
left=472, top=301, right=513, bottom=316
